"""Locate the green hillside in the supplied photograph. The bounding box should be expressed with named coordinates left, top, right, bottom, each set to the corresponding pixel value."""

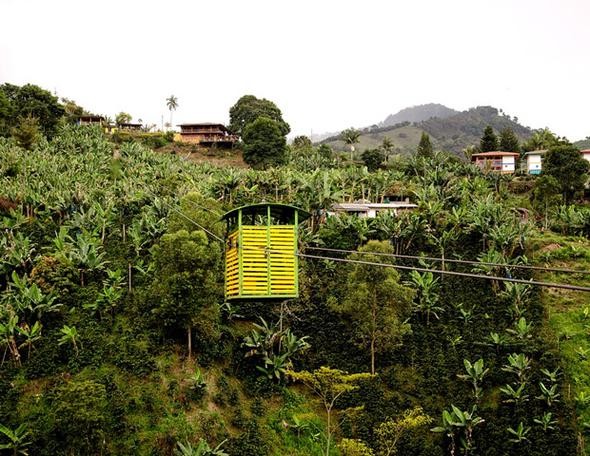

left=321, top=106, right=533, bottom=156
left=2, top=124, right=590, bottom=455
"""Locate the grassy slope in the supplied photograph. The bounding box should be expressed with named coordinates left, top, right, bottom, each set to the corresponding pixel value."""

left=323, top=125, right=430, bottom=156
left=530, top=233, right=590, bottom=450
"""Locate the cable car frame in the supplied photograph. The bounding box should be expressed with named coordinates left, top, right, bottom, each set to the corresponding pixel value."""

left=222, top=203, right=309, bottom=301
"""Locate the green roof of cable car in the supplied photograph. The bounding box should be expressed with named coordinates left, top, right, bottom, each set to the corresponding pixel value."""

left=221, top=203, right=310, bottom=222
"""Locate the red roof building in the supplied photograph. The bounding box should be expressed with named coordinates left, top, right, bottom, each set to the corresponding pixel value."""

left=471, top=151, right=519, bottom=174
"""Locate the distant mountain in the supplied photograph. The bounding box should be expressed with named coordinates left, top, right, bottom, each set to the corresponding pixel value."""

left=380, top=103, right=459, bottom=128
left=320, top=105, right=534, bottom=156
left=574, top=137, right=590, bottom=150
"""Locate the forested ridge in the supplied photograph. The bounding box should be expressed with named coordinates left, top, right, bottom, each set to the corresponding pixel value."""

left=1, top=123, right=590, bottom=456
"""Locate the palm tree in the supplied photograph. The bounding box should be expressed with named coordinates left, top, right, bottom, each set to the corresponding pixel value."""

left=342, top=128, right=360, bottom=162
left=166, top=95, right=179, bottom=131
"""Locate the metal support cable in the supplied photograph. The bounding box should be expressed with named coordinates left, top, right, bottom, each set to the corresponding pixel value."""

left=305, top=246, right=590, bottom=275
left=297, top=252, right=590, bottom=292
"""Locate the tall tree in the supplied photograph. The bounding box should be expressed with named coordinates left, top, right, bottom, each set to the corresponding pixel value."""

left=543, top=145, right=590, bottom=203
left=229, top=95, right=290, bottom=136
left=480, top=126, right=499, bottom=152
left=242, top=117, right=288, bottom=169
left=342, top=128, right=361, bottom=161
left=331, top=240, right=414, bottom=374
left=150, top=229, right=222, bottom=358
left=288, top=367, right=371, bottom=456
left=417, top=132, right=433, bottom=158
left=166, top=95, right=178, bottom=130
left=115, top=112, right=132, bottom=126
left=522, top=127, right=567, bottom=152
left=381, top=136, right=394, bottom=163
left=0, top=83, right=64, bottom=137
left=499, top=128, right=520, bottom=152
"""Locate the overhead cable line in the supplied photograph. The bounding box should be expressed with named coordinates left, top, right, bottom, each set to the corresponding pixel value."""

left=305, top=246, right=590, bottom=275
left=138, top=195, right=590, bottom=292
left=142, top=188, right=224, bottom=242
left=298, top=252, right=590, bottom=292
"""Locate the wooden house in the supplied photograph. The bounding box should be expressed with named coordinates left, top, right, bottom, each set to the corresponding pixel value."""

left=330, top=201, right=417, bottom=218
left=177, top=123, right=238, bottom=147
left=77, top=115, right=104, bottom=126
left=118, top=122, right=142, bottom=131
left=471, top=151, right=519, bottom=174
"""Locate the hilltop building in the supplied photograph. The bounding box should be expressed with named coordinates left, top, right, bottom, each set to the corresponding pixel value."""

left=523, top=150, right=546, bottom=175
left=77, top=115, right=104, bottom=126
left=330, top=200, right=417, bottom=218
left=471, top=151, right=519, bottom=174
left=176, top=123, right=238, bottom=147
left=118, top=122, right=142, bottom=131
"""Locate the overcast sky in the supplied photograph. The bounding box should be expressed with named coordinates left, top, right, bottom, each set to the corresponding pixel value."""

left=1, top=0, right=589, bottom=140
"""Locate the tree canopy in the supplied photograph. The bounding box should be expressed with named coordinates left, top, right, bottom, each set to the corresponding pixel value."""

left=229, top=95, right=290, bottom=137
left=480, top=126, right=499, bottom=152
left=0, top=83, right=64, bottom=137
left=241, top=117, right=288, bottom=169
left=417, top=132, right=433, bottom=158
left=499, top=128, right=520, bottom=152
left=543, top=145, right=590, bottom=203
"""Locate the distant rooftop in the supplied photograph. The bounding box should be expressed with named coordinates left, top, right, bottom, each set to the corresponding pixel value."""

left=472, top=151, right=519, bottom=157
left=177, top=123, right=227, bottom=127
left=523, top=150, right=547, bottom=156
left=332, top=202, right=417, bottom=211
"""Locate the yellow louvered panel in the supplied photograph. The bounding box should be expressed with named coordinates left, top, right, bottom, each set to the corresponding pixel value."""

left=268, top=226, right=296, bottom=294
left=225, top=230, right=240, bottom=297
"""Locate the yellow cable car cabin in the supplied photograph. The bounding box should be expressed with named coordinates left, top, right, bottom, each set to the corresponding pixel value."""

left=222, top=203, right=310, bottom=300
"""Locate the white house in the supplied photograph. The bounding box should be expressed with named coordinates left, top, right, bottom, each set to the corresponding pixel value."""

left=523, top=150, right=546, bottom=175
left=471, top=151, right=519, bottom=174
left=581, top=149, right=590, bottom=163
left=330, top=200, right=417, bottom=218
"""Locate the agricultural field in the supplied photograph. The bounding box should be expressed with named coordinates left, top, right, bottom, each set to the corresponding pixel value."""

left=1, top=122, right=590, bottom=455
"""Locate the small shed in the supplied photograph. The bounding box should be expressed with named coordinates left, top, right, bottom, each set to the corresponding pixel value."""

left=524, top=150, right=546, bottom=174
left=222, top=203, right=310, bottom=300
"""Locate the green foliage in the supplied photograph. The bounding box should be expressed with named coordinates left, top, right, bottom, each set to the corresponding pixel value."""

left=243, top=318, right=309, bottom=381
left=242, top=117, right=288, bottom=169
left=499, top=127, right=520, bottom=152
left=11, top=115, right=42, bottom=150
left=416, top=132, right=433, bottom=158
left=480, top=125, right=498, bottom=152
left=175, top=439, right=228, bottom=456
left=115, top=112, right=132, bottom=125
left=374, top=406, right=432, bottom=456
left=338, top=438, right=374, bottom=456
left=543, top=145, right=590, bottom=203
left=0, top=423, right=31, bottom=455
left=149, top=229, right=222, bottom=352
left=332, top=241, right=413, bottom=374
left=0, top=83, right=64, bottom=137
left=361, top=148, right=385, bottom=171
left=53, top=380, right=109, bottom=454
left=229, top=94, right=290, bottom=136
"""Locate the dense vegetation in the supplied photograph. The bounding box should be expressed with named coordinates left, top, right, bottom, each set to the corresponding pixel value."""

left=1, top=113, right=590, bottom=455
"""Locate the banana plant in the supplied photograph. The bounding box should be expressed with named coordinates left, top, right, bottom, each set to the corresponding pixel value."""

left=0, top=315, right=21, bottom=366
left=457, top=359, right=489, bottom=402
left=0, top=423, right=31, bottom=456
left=537, top=382, right=560, bottom=406
left=540, top=367, right=561, bottom=383
left=500, top=383, right=529, bottom=405
left=431, top=405, right=484, bottom=455
left=507, top=421, right=530, bottom=444
left=534, top=412, right=557, bottom=432
left=175, top=439, right=228, bottom=456
left=506, top=317, right=533, bottom=341
left=16, top=321, right=42, bottom=359
left=501, top=353, right=532, bottom=383
left=58, top=325, right=79, bottom=356
left=407, top=270, right=443, bottom=325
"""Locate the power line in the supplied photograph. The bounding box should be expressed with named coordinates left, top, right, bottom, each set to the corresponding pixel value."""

left=298, top=252, right=590, bottom=292
left=136, top=196, right=590, bottom=292
left=305, top=246, right=590, bottom=275
left=142, top=188, right=224, bottom=242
